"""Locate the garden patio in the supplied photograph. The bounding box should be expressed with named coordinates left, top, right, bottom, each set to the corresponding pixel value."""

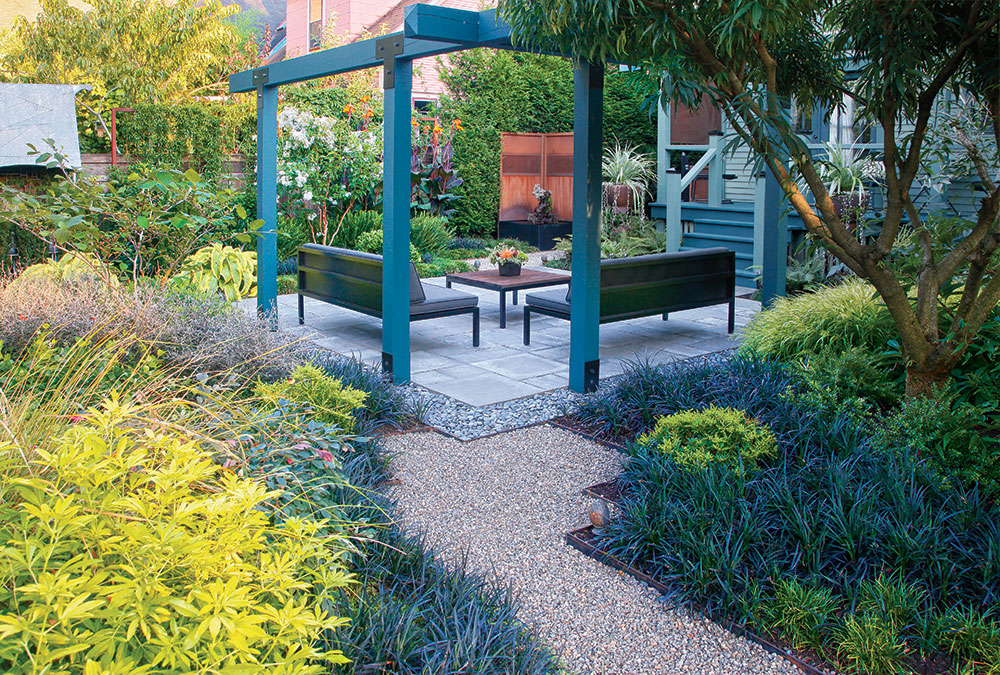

left=266, top=274, right=759, bottom=405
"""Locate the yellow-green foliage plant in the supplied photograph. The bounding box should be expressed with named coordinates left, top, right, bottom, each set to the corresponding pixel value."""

left=0, top=398, right=353, bottom=673
left=7, top=252, right=122, bottom=291
left=639, top=406, right=777, bottom=471
left=255, top=364, right=367, bottom=432
left=173, top=243, right=257, bottom=302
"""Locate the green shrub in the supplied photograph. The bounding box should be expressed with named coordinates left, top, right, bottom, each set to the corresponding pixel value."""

left=172, top=243, right=257, bottom=302
left=410, top=214, right=455, bottom=255
left=436, top=49, right=655, bottom=237
left=638, top=406, right=777, bottom=471
left=760, top=579, right=839, bottom=651
left=414, top=258, right=472, bottom=278
left=794, top=346, right=904, bottom=412
left=835, top=614, right=907, bottom=675
left=740, top=279, right=897, bottom=361
left=277, top=274, right=297, bottom=294
left=0, top=399, right=352, bottom=672
left=256, top=364, right=368, bottom=432
left=9, top=252, right=121, bottom=291
left=333, top=210, right=382, bottom=250
left=878, top=391, right=1000, bottom=495
left=355, top=229, right=421, bottom=262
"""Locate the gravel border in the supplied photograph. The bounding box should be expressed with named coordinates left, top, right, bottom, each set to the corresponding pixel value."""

left=385, top=425, right=800, bottom=675
left=401, top=382, right=587, bottom=440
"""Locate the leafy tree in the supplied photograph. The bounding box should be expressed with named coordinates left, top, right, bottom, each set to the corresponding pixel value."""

left=0, top=0, right=249, bottom=105
left=500, top=0, right=999, bottom=397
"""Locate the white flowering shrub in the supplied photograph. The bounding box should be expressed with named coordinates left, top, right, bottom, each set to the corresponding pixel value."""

left=277, top=105, right=383, bottom=245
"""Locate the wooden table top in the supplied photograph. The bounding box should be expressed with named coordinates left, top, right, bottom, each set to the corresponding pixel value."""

left=445, top=267, right=570, bottom=290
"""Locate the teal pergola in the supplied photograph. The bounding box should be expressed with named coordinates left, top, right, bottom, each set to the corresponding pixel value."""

left=230, top=5, right=607, bottom=392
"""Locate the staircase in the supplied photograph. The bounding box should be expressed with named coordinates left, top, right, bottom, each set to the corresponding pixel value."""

left=679, top=202, right=757, bottom=287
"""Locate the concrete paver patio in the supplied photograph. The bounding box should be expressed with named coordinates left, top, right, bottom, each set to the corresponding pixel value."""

left=270, top=267, right=759, bottom=406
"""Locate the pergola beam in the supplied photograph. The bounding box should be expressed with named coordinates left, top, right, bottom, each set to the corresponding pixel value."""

left=230, top=36, right=466, bottom=93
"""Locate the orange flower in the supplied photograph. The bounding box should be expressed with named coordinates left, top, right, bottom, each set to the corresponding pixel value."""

left=452, top=119, right=464, bottom=131
left=422, top=124, right=430, bottom=133
left=433, top=124, right=443, bottom=134
left=499, top=248, right=516, bottom=260
left=411, top=119, right=418, bottom=127
left=343, top=104, right=354, bottom=114
left=360, top=94, right=371, bottom=103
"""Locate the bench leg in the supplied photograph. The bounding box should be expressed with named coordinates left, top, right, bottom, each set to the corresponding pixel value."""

left=728, top=299, right=735, bottom=334
left=500, top=290, right=507, bottom=329
left=513, top=289, right=518, bottom=305
left=523, top=308, right=531, bottom=345
left=472, top=307, right=480, bottom=347
left=662, top=312, right=669, bottom=321
left=298, top=293, right=304, bottom=325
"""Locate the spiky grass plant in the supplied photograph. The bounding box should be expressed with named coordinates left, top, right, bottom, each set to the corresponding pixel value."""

left=602, top=141, right=655, bottom=211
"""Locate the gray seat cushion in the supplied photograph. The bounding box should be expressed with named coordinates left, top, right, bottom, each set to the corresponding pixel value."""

left=524, top=288, right=570, bottom=314
left=410, top=283, right=478, bottom=316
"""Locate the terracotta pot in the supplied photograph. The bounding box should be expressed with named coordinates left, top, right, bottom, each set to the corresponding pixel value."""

left=498, top=262, right=521, bottom=276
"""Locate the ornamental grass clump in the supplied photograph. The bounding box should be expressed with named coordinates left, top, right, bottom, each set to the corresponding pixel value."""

left=639, top=406, right=777, bottom=472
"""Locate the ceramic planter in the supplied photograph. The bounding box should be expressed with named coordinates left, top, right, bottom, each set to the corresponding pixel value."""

left=498, top=262, right=522, bottom=276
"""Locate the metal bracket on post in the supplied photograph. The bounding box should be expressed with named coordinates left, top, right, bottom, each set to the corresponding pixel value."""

left=375, top=36, right=405, bottom=89
left=252, top=67, right=269, bottom=90
left=584, top=360, right=600, bottom=393
left=381, top=352, right=393, bottom=375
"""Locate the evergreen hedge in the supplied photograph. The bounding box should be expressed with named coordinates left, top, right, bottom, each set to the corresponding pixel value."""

left=436, top=49, right=657, bottom=237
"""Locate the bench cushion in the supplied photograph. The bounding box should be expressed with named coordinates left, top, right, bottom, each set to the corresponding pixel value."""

left=525, top=288, right=571, bottom=315
left=410, top=283, right=479, bottom=316
left=298, top=244, right=426, bottom=307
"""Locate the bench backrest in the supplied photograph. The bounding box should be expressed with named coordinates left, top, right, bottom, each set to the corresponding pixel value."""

left=569, top=248, right=734, bottom=321
left=298, top=244, right=424, bottom=317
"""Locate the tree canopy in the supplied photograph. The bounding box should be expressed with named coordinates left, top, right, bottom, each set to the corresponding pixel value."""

left=0, top=0, right=252, bottom=105
left=500, top=0, right=1000, bottom=396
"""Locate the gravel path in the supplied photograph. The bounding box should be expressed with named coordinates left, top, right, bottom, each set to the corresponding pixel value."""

left=386, top=425, right=799, bottom=675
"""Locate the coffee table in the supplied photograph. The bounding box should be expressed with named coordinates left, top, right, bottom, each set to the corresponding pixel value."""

left=445, top=268, right=570, bottom=328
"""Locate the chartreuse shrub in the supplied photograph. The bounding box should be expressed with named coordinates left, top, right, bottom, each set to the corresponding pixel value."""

left=639, top=406, right=777, bottom=472
left=584, top=355, right=1000, bottom=674
left=256, top=364, right=368, bottom=432
left=0, top=398, right=353, bottom=673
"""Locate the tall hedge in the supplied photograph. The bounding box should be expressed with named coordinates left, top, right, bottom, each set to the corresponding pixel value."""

left=436, top=49, right=657, bottom=237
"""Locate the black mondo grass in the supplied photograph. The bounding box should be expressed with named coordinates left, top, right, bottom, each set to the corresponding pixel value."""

left=580, top=353, right=1000, bottom=672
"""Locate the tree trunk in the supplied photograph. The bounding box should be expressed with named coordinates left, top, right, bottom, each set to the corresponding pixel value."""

left=905, top=362, right=952, bottom=398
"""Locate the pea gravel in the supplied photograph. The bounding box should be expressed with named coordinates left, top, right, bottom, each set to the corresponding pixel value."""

left=385, top=425, right=800, bottom=675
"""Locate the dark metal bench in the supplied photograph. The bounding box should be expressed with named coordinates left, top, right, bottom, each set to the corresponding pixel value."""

left=297, top=244, right=480, bottom=346
left=522, top=248, right=735, bottom=345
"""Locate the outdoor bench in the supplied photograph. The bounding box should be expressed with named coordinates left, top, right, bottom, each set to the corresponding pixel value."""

left=297, top=244, right=480, bottom=346
left=522, top=248, right=735, bottom=344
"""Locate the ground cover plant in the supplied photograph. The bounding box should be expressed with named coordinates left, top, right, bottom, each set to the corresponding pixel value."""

left=0, top=260, right=559, bottom=674
left=576, top=355, right=1000, bottom=674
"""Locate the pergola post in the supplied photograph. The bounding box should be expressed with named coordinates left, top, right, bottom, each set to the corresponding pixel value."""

left=758, top=166, right=787, bottom=305
left=381, top=41, right=412, bottom=382
left=255, top=76, right=279, bottom=326
left=569, top=61, right=603, bottom=394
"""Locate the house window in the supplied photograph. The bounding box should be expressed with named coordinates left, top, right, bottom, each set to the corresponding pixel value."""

left=309, top=0, right=323, bottom=51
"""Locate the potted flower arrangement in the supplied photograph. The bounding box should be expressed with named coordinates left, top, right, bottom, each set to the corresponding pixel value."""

left=489, top=245, right=529, bottom=276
